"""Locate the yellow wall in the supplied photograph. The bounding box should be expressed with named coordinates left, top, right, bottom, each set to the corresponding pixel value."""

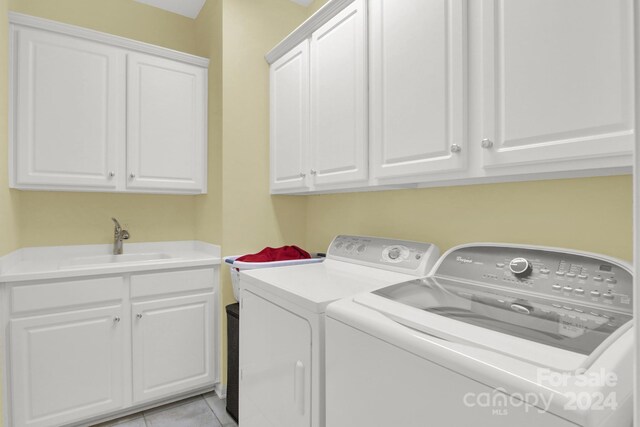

left=195, top=0, right=223, bottom=247
left=3, top=0, right=201, bottom=250
left=210, top=0, right=311, bottom=384
left=0, top=0, right=18, bottom=257
left=305, top=175, right=633, bottom=261
left=0, top=0, right=634, bottom=424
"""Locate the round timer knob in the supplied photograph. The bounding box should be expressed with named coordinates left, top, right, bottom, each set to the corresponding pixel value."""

left=509, top=258, right=532, bottom=276
left=388, top=247, right=401, bottom=260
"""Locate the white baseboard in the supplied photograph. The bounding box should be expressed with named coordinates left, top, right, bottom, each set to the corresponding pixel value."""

left=214, top=382, right=227, bottom=399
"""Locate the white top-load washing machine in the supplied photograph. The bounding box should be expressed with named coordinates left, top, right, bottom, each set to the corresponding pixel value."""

left=238, top=235, right=440, bottom=427
left=326, top=243, right=634, bottom=427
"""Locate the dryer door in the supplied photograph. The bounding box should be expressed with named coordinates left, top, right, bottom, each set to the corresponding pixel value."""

left=239, top=290, right=311, bottom=427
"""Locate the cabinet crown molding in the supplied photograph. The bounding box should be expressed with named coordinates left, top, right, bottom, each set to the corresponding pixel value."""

left=265, top=0, right=355, bottom=64
left=9, top=12, right=210, bottom=68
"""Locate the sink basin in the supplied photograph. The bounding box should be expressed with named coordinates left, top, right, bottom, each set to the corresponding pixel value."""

left=60, top=253, right=172, bottom=269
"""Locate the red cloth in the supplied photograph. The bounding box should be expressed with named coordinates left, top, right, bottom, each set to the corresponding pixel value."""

left=236, top=245, right=311, bottom=263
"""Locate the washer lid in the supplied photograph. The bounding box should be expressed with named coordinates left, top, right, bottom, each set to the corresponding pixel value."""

left=368, top=243, right=633, bottom=366
left=373, top=277, right=632, bottom=357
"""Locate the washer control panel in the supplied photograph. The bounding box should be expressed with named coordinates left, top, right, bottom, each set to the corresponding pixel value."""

left=435, top=244, right=633, bottom=316
left=328, top=235, right=439, bottom=276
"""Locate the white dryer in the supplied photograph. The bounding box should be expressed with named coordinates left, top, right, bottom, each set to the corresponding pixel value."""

left=326, top=243, right=634, bottom=427
left=238, top=235, right=440, bottom=427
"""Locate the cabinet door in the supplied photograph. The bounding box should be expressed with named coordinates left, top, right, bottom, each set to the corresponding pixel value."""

left=270, top=40, right=311, bottom=193
left=370, top=0, right=467, bottom=179
left=310, top=0, right=368, bottom=186
left=131, top=293, right=215, bottom=403
left=240, top=291, right=311, bottom=427
left=10, top=306, right=125, bottom=427
left=13, top=27, right=123, bottom=189
left=127, top=53, right=207, bottom=192
left=481, top=0, right=634, bottom=168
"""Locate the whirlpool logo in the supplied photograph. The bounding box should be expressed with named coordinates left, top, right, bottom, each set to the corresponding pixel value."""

left=456, top=256, right=473, bottom=264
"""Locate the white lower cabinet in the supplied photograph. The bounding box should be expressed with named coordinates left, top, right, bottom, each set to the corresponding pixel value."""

left=4, top=268, right=218, bottom=427
left=10, top=306, right=126, bottom=427
left=132, top=293, right=215, bottom=403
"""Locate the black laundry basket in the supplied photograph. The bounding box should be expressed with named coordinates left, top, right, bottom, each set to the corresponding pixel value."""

left=226, top=303, right=240, bottom=422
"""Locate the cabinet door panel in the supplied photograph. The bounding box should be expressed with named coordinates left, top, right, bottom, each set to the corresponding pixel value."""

left=270, top=41, right=310, bottom=192
left=310, top=0, right=368, bottom=186
left=481, top=0, right=634, bottom=167
left=370, top=0, right=467, bottom=179
left=10, top=306, right=125, bottom=427
left=240, top=291, right=311, bottom=427
left=14, top=28, right=123, bottom=189
left=132, top=293, right=215, bottom=403
left=127, top=53, right=207, bottom=192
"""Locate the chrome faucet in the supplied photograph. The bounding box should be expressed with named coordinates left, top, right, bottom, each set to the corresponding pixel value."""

left=111, top=217, right=130, bottom=255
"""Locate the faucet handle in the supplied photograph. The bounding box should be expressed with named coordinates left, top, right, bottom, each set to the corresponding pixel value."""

left=111, top=217, right=122, bottom=231
left=122, top=230, right=130, bottom=240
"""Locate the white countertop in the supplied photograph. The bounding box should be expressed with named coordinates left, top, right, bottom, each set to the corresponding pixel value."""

left=0, top=241, right=221, bottom=282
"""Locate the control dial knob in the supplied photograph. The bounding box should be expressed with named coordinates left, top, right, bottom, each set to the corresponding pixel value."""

left=509, top=257, right=532, bottom=277
left=388, top=248, right=401, bottom=260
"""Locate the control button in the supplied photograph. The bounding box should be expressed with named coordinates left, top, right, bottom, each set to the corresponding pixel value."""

left=606, top=278, right=617, bottom=284
left=346, top=243, right=355, bottom=251
left=593, top=276, right=604, bottom=282
left=509, top=258, right=532, bottom=277
left=555, top=271, right=565, bottom=276
left=496, top=262, right=505, bottom=268
left=590, top=312, right=600, bottom=317
left=415, top=253, right=422, bottom=260
left=334, top=242, right=343, bottom=249
left=566, top=273, right=576, bottom=278
left=356, top=244, right=366, bottom=253
left=540, top=268, right=550, bottom=274
left=577, top=274, right=588, bottom=280
left=603, top=293, right=615, bottom=300
left=601, top=314, right=611, bottom=319
left=574, top=288, right=585, bottom=295
left=552, top=304, right=562, bottom=308
left=590, top=291, right=601, bottom=297
left=552, top=284, right=562, bottom=291
left=574, top=308, right=584, bottom=313
left=606, top=323, right=617, bottom=328
left=510, top=304, right=531, bottom=315
left=562, top=286, right=573, bottom=292
left=562, top=306, right=573, bottom=311
left=388, top=248, right=401, bottom=260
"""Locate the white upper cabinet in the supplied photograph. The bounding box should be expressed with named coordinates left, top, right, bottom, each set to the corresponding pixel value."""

left=480, top=0, right=634, bottom=168
left=9, top=13, right=209, bottom=194
left=127, top=53, right=207, bottom=192
left=270, top=40, right=311, bottom=192
left=310, top=0, right=368, bottom=187
left=370, top=0, right=467, bottom=180
left=13, top=28, right=124, bottom=189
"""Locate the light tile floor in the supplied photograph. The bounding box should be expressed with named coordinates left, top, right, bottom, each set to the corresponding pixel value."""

left=92, top=393, right=237, bottom=427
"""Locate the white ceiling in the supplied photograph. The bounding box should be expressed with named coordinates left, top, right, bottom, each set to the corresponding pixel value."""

left=135, top=0, right=315, bottom=19
left=134, top=0, right=207, bottom=19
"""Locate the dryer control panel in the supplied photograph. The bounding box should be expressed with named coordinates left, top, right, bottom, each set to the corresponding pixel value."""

left=435, top=244, right=633, bottom=315
left=327, top=235, right=439, bottom=277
